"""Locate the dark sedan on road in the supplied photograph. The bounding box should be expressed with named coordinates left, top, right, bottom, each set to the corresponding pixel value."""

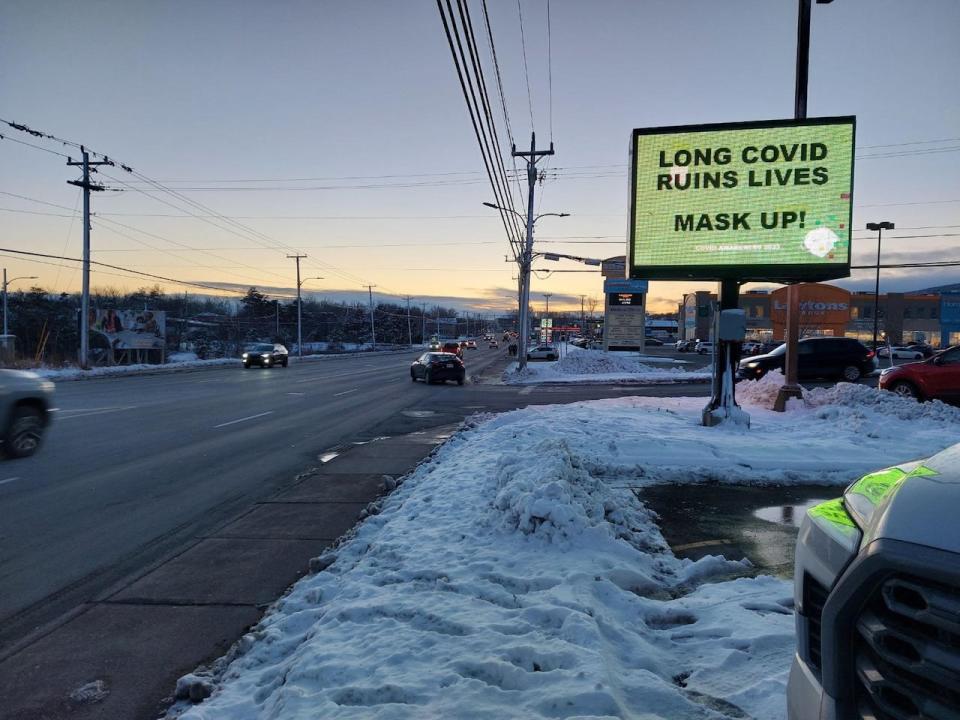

left=242, top=343, right=289, bottom=369
left=737, top=337, right=876, bottom=382
left=410, top=352, right=465, bottom=385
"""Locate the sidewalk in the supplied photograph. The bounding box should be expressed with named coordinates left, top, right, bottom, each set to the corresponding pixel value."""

left=0, top=427, right=456, bottom=720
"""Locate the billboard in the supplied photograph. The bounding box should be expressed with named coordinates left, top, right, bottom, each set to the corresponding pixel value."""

left=629, top=117, right=855, bottom=281
left=91, top=309, right=166, bottom=350
left=604, top=278, right=649, bottom=294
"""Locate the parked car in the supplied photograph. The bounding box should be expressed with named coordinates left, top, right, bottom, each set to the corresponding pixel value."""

left=737, top=336, right=876, bottom=382
left=879, top=345, right=960, bottom=402
left=242, top=343, right=289, bottom=369
left=675, top=339, right=694, bottom=352
left=695, top=341, right=714, bottom=355
left=441, top=341, right=463, bottom=358
left=644, top=337, right=664, bottom=346
left=741, top=341, right=762, bottom=356
left=906, top=343, right=935, bottom=358
left=410, top=352, right=465, bottom=385
left=786, top=442, right=960, bottom=720
left=0, top=370, right=55, bottom=458
left=527, top=345, right=558, bottom=361
left=876, top=346, right=924, bottom=360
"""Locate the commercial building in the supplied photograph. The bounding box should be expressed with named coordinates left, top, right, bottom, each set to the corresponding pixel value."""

left=679, top=283, right=954, bottom=347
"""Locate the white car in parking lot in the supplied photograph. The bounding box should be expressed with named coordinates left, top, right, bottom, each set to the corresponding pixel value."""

left=876, top=346, right=924, bottom=360
left=526, top=344, right=558, bottom=361
left=695, top=340, right=714, bottom=355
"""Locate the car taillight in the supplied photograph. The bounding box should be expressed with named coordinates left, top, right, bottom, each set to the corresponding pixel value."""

left=866, top=350, right=875, bottom=359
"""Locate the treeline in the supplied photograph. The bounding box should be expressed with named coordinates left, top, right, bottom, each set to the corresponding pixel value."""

left=4, top=285, right=497, bottom=365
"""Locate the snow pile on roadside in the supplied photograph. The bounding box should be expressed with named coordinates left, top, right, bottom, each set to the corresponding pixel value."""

left=167, top=351, right=200, bottom=362
left=172, top=395, right=960, bottom=720
left=801, top=381, right=960, bottom=423
left=505, top=347, right=710, bottom=385
left=735, top=369, right=786, bottom=408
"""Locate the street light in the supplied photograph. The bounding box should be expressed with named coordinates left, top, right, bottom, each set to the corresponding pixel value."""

left=866, top=221, right=894, bottom=349
left=482, top=202, right=569, bottom=369
left=295, top=276, right=324, bottom=358
left=2, top=270, right=38, bottom=336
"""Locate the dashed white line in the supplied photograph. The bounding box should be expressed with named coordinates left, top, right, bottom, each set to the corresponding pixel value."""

left=0, top=477, right=21, bottom=486
left=213, top=411, right=274, bottom=429
left=333, top=388, right=359, bottom=397
left=57, top=406, right=138, bottom=420
left=518, top=387, right=534, bottom=396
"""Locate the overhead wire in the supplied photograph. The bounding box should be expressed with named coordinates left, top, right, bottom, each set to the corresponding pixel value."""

left=516, top=0, right=535, bottom=131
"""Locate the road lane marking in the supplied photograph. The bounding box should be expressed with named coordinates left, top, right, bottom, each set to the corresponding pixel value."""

left=57, top=406, right=138, bottom=420
left=332, top=388, right=359, bottom=397
left=213, top=411, right=274, bottom=429
left=0, top=477, right=21, bottom=486
left=518, top=387, right=534, bottom=396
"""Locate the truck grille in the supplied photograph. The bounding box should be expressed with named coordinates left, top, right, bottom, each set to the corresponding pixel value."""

left=804, top=574, right=829, bottom=672
left=854, top=575, right=960, bottom=719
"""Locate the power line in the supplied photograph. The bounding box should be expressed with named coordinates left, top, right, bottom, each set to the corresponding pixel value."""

left=0, top=133, right=72, bottom=159
left=516, top=0, right=535, bottom=131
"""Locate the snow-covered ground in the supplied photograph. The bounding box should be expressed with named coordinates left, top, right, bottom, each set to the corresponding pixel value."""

left=504, top=346, right=711, bottom=385
left=30, top=348, right=416, bottom=382
left=171, top=381, right=960, bottom=720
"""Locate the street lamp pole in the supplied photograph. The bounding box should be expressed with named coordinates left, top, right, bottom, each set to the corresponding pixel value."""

left=2, top=270, right=38, bottom=336
left=543, top=293, right=552, bottom=315
left=867, top=221, right=894, bottom=348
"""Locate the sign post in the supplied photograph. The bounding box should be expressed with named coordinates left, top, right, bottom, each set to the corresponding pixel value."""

left=627, top=117, right=855, bottom=426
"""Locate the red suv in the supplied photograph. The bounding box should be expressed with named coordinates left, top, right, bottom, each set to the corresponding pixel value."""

left=441, top=341, right=463, bottom=359
left=879, top=345, right=960, bottom=402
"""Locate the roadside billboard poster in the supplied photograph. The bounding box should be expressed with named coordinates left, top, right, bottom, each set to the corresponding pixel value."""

left=91, top=309, right=166, bottom=350
left=629, top=117, right=855, bottom=281
left=603, top=278, right=649, bottom=294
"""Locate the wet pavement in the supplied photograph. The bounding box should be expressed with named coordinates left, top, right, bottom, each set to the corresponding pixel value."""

left=639, top=484, right=837, bottom=578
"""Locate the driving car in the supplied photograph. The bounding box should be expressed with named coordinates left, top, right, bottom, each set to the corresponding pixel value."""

left=737, top=337, right=876, bottom=382
left=464, top=340, right=477, bottom=349
left=428, top=338, right=442, bottom=351
left=644, top=337, right=664, bottom=346
left=242, top=343, right=289, bottom=369
left=441, top=341, right=463, bottom=358
left=488, top=339, right=499, bottom=349
left=0, top=370, right=55, bottom=458
left=787, top=442, right=960, bottom=720
left=878, top=345, right=960, bottom=402
left=410, top=352, right=465, bottom=385
left=675, top=339, right=694, bottom=352
left=527, top=345, right=558, bottom=361
left=695, top=340, right=714, bottom=355
left=876, top=346, right=924, bottom=360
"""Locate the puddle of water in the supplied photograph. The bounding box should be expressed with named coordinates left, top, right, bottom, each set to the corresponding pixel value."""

left=752, top=499, right=828, bottom=527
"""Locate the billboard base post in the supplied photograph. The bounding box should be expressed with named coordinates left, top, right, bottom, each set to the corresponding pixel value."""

left=702, top=281, right=749, bottom=428
left=774, top=284, right=804, bottom=412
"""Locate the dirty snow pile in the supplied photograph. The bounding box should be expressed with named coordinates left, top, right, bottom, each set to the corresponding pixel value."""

left=737, top=369, right=960, bottom=424
left=506, top=346, right=710, bottom=385
left=172, top=391, right=959, bottom=720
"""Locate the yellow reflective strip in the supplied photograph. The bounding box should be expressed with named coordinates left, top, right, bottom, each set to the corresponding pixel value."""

left=849, top=467, right=908, bottom=505
left=809, top=498, right=857, bottom=529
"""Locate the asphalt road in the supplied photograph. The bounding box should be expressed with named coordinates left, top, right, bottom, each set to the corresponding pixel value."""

left=0, top=346, right=711, bottom=652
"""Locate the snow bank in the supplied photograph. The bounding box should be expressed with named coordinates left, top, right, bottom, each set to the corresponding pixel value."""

left=505, top=347, right=710, bottom=385
left=171, top=391, right=960, bottom=720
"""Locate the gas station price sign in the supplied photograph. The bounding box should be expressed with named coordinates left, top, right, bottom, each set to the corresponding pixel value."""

left=628, top=117, right=855, bottom=282
left=608, top=292, right=644, bottom=306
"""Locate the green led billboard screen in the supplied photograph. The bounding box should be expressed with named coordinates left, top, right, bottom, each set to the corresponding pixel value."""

left=628, top=117, right=855, bottom=281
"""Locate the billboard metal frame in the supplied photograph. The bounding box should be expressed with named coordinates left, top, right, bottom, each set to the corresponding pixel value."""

left=627, top=116, right=856, bottom=282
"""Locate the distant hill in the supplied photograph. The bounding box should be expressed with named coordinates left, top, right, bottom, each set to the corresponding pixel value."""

left=911, top=282, right=960, bottom=294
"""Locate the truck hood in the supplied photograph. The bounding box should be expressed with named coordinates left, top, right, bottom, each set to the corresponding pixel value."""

left=855, top=443, right=960, bottom=555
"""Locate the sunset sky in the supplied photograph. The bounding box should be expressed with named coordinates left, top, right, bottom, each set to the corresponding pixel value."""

left=2, top=0, right=958, bottom=314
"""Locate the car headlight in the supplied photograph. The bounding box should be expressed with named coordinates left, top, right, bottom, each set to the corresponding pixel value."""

left=242, top=353, right=249, bottom=358
left=261, top=354, right=271, bottom=359
left=744, top=361, right=760, bottom=368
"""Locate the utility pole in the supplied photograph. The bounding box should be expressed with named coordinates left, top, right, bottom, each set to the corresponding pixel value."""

left=421, top=302, right=427, bottom=344
left=366, top=285, right=377, bottom=350
left=67, top=147, right=110, bottom=368
left=579, top=294, right=586, bottom=336
left=543, top=293, right=552, bottom=315
left=513, top=131, right=554, bottom=369
left=275, top=299, right=280, bottom=338
left=404, top=295, right=413, bottom=347
left=775, top=0, right=833, bottom=411
left=287, top=255, right=307, bottom=357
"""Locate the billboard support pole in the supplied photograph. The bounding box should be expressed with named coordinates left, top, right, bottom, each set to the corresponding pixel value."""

left=775, top=0, right=816, bottom=412
left=702, top=280, right=748, bottom=427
